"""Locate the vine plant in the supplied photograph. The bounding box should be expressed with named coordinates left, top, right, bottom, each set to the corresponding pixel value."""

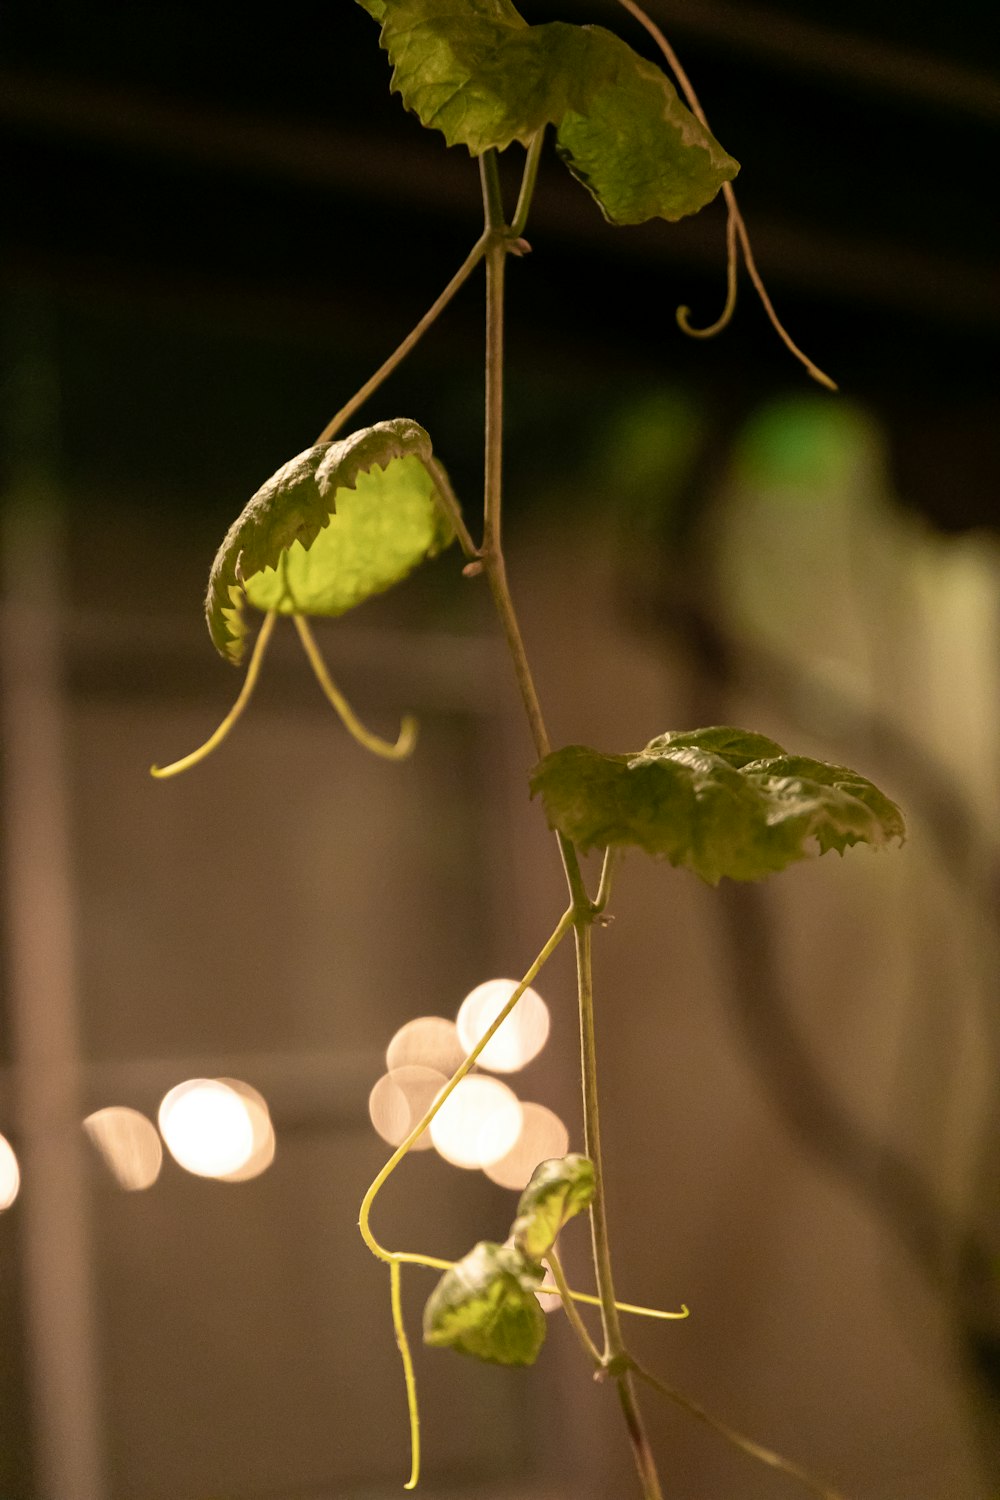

left=152, top=2, right=905, bottom=1496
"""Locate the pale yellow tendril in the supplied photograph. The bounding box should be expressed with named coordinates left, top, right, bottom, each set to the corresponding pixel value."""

left=293, top=615, right=417, bottom=760
left=358, top=907, right=690, bottom=1488
left=389, top=1260, right=421, bottom=1490
left=150, top=611, right=278, bottom=779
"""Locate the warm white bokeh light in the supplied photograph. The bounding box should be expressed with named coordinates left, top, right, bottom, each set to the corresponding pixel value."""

left=429, top=1075, right=522, bottom=1169
left=0, top=1134, right=20, bottom=1211
left=456, top=979, right=550, bottom=1073
left=215, top=1079, right=276, bottom=1182
left=369, top=1065, right=447, bottom=1152
left=483, top=1102, right=570, bottom=1190
left=386, top=1016, right=465, bottom=1076
left=83, top=1107, right=163, bottom=1191
left=158, top=1079, right=255, bottom=1179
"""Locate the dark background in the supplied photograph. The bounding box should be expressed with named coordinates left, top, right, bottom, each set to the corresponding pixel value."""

left=2, top=0, right=999, bottom=533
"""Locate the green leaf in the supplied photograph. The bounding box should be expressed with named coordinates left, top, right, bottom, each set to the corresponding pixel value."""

left=512, top=1154, right=595, bottom=1263
left=530, top=726, right=905, bottom=886
left=423, top=1241, right=546, bottom=1366
left=205, top=418, right=454, bottom=664
left=554, top=27, right=739, bottom=225
left=357, top=1, right=738, bottom=222
left=356, top=0, right=566, bottom=155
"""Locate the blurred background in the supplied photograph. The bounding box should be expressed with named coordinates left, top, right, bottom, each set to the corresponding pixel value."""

left=1, top=1, right=999, bottom=1497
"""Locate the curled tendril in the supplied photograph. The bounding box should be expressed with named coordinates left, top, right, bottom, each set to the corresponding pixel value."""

left=616, top=0, right=838, bottom=392
left=676, top=198, right=739, bottom=340
left=150, top=610, right=417, bottom=779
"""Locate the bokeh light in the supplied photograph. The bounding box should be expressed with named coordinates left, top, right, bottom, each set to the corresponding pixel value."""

left=83, top=1106, right=163, bottom=1190
left=483, top=1102, right=570, bottom=1190
left=386, top=1016, right=465, bottom=1076
left=456, top=978, right=550, bottom=1073
left=429, top=1075, right=522, bottom=1169
left=0, top=1134, right=20, bottom=1211
left=369, top=1065, right=447, bottom=1152
left=215, top=1079, right=276, bottom=1182
left=158, top=1079, right=255, bottom=1179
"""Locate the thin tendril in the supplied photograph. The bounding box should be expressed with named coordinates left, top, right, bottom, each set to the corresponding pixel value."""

left=567, top=1289, right=689, bottom=1322
left=388, top=1249, right=688, bottom=1321
left=150, top=611, right=278, bottom=778
left=677, top=201, right=738, bottom=339
left=729, top=191, right=838, bottom=390
left=389, top=1261, right=421, bottom=1491
left=315, top=232, right=490, bottom=446
left=632, top=1360, right=850, bottom=1500
left=293, top=615, right=417, bottom=760
left=614, top=0, right=837, bottom=390
left=359, top=908, right=575, bottom=1264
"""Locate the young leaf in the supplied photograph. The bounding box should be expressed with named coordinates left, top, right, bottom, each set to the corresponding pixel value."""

left=357, top=0, right=738, bottom=222
left=205, top=418, right=454, bottom=664
left=511, top=1154, right=595, bottom=1263
left=423, top=1241, right=546, bottom=1366
left=530, top=727, right=905, bottom=886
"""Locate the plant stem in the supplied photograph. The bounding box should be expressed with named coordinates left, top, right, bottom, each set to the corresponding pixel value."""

left=475, top=143, right=665, bottom=1500
left=483, top=553, right=550, bottom=756
left=476, top=153, right=597, bottom=917
left=617, top=1374, right=666, bottom=1500
left=576, top=879, right=664, bottom=1500
left=316, top=230, right=491, bottom=445
left=480, top=156, right=507, bottom=563
left=574, top=921, right=625, bottom=1360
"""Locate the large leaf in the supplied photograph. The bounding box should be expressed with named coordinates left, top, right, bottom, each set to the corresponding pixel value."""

left=530, top=726, right=905, bottom=885
left=423, top=1241, right=546, bottom=1366
left=512, top=1154, right=595, bottom=1263
left=205, top=419, right=454, bottom=664
left=356, top=0, right=737, bottom=222
left=554, top=27, right=739, bottom=225
left=356, top=0, right=569, bottom=155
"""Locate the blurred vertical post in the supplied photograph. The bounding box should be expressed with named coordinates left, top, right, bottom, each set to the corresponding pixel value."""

left=0, top=296, right=107, bottom=1499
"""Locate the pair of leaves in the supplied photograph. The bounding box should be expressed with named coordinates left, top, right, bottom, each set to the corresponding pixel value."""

left=206, top=418, right=454, bottom=664
left=424, top=1154, right=594, bottom=1366
left=356, top=0, right=739, bottom=225
left=531, top=727, right=905, bottom=886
